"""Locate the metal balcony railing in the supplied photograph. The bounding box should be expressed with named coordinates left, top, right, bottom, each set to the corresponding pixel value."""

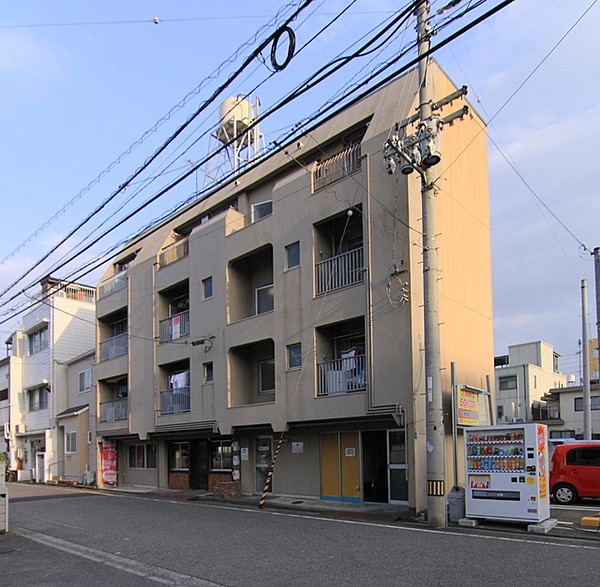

left=99, top=333, right=128, bottom=361
left=99, top=398, right=128, bottom=422
left=315, top=247, right=364, bottom=295
left=159, top=310, right=190, bottom=342
left=158, top=238, right=189, bottom=268
left=98, top=271, right=128, bottom=298
left=317, top=354, right=366, bottom=396
left=312, top=143, right=361, bottom=192
left=160, top=387, right=190, bottom=414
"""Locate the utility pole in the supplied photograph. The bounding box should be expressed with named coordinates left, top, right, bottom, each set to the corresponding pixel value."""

left=582, top=279, right=592, bottom=440
left=383, top=1, right=468, bottom=528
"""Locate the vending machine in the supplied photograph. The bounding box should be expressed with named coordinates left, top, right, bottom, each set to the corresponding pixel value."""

left=464, top=423, right=550, bottom=522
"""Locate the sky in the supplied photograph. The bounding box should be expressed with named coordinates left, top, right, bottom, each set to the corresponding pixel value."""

left=1, top=0, right=598, bottom=377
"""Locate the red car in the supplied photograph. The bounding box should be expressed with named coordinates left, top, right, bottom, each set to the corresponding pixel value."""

left=550, top=442, right=600, bottom=504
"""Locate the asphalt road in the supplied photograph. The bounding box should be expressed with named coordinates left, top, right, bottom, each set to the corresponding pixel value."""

left=3, top=483, right=600, bottom=586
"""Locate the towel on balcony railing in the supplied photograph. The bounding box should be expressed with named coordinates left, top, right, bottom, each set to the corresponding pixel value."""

left=341, top=347, right=365, bottom=389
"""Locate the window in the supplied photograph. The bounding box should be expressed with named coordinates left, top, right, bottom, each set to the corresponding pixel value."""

left=65, top=431, right=77, bottom=454
left=251, top=200, right=272, bottom=222
left=79, top=369, right=92, bottom=393
left=574, top=396, right=600, bottom=411
left=497, top=405, right=504, bottom=420
left=204, top=362, right=214, bottom=384
left=285, top=242, right=300, bottom=269
left=0, top=388, right=7, bottom=402
left=202, top=276, right=213, bottom=300
left=593, top=347, right=599, bottom=358
left=169, top=442, right=190, bottom=470
left=287, top=343, right=302, bottom=370
left=211, top=440, right=232, bottom=471
left=566, top=447, right=600, bottom=467
left=499, top=376, right=517, bottom=391
left=87, top=431, right=93, bottom=444
left=256, top=284, right=274, bottom=314
left=28, top=386, right=48, bottom=411
left=533, top=375, right=537, bottom=389
left=28, top=326, right=49, bottom=355
left=259, top=358, right=275, bottom=394
left=128, top=444, right=157, bottom=469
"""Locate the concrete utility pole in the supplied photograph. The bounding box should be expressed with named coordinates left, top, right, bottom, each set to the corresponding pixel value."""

left=415, top=1, right=446, bottom=530
left=383, top=1, right=470, bottom=528
left=582, top=279, right=592, bottom=440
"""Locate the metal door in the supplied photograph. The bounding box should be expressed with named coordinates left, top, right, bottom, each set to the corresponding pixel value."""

left=388, top=430, right=408, bottom=504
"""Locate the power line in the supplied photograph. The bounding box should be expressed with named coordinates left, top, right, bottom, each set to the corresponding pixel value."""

left=0, top=0, right=510, bottom=323
left=0, top=0, right=318, bottom=306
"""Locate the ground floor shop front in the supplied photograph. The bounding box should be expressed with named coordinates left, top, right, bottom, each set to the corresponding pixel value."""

left=98, top=418, right=411, bottom=506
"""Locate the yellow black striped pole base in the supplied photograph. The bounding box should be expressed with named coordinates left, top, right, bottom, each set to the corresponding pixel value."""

left=427, top=480, right=445, bottom=496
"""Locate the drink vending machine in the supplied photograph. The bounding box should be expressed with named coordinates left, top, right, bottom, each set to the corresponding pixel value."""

left=464, top=423, right=550, bottom=522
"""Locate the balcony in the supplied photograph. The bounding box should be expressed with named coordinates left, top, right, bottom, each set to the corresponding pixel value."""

left=98, top=271, right=128, bottom=299
left=160, top=387, right=190, bottom=415
left=315, top=247, right=364, bottom=295
left=99, top=398, right=128, bottom=422
left=99, top=333, right=128, bottom=361
left=159, top=310, right=190, bottom=342
left=312, top=143, right=361, bottom=192
left=317, top=354, right=366, bottom=396
left=158, top=238, right=189, bottom=268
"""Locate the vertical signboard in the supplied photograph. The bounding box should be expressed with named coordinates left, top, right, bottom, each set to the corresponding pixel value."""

left=101, top=440, right=117, bottom=485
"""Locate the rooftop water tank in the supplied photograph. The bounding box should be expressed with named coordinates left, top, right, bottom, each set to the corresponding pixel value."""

left=217, top=96, right=253, bottom=144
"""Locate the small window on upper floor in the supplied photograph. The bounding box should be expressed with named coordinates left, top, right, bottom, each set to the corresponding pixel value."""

left=202, top=276, right=213, bottom=300
left=79, top=369, right=92, bottom=393
left=256, top=284, right=274, bottom=314
left=285, top=242, right=300, bottom=270
left=259, top=358, right=275, bottom=394
left=251, top=200, right=272, bottom=223
left=287, top=343, right=302, bottom=370
left=0, top=388, right=8, bottom=402
left=204, top=362, right=214, bottom=384
left=28, top=326, right=49, bottom=355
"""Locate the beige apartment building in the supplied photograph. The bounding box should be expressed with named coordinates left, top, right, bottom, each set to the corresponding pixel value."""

left=95, top=62, right=494, bottom=514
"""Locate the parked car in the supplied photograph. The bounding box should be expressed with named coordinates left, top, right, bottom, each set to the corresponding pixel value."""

left=550, top=442, right=600, bottom=504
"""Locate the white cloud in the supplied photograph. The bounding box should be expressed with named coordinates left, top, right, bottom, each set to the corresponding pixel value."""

left=0, top=30, right=65, bottom=76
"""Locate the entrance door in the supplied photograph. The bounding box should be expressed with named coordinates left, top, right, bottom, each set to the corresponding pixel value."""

left=320, top=432, right=361, bottom=502
left=189, top=440, right=209, bottom=490
left=388, top=430, right=408, bottom=504
left=255, top=436, right=273, bottom=493
left=361, top=431, right=388, bottom=502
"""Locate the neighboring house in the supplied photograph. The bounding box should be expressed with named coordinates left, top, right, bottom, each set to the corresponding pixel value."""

left=6, top=277, right=95, bottom=482
left=55, top=349, right=96, bottom=484
left=494, top=341, right=566, bottom=423
left=95, top=62, right=494, bottom=515
left=543, top=383, right=600, bottom=440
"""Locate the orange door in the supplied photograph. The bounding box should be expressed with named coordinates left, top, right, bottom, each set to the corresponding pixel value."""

left=320, top=433, right=341, bottom=500
left=320, top=432, right=361, bottom=501
left=340, top=432, right=361, bottom=501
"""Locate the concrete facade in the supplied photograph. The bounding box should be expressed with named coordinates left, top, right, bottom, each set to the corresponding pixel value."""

left=494, top=341, right=566, bottom=423
left=95, top=63, right=494, bottom=514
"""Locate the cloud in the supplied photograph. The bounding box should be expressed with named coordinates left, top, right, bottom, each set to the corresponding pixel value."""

left=0, top=30, right=65, bottom=76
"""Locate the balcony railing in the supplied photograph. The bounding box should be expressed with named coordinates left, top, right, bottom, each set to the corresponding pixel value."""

left=159, top=310, right=190, bottom=342
left=315, top=247, right=364, bottom=295
left=99, top=333, right=128, bottom=361
left=160, top=387, right=190, bottom=415
left=98, top=271, right=128, bottom=298
left=37, top=283, right=95, bottom=304
left=158, top=238, right=189, bottom=268
left=312, top=143, right=361, bottom=192
left=99, top=398, right=128, bottom=422
left=317, top=354, right=366, bottom=396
